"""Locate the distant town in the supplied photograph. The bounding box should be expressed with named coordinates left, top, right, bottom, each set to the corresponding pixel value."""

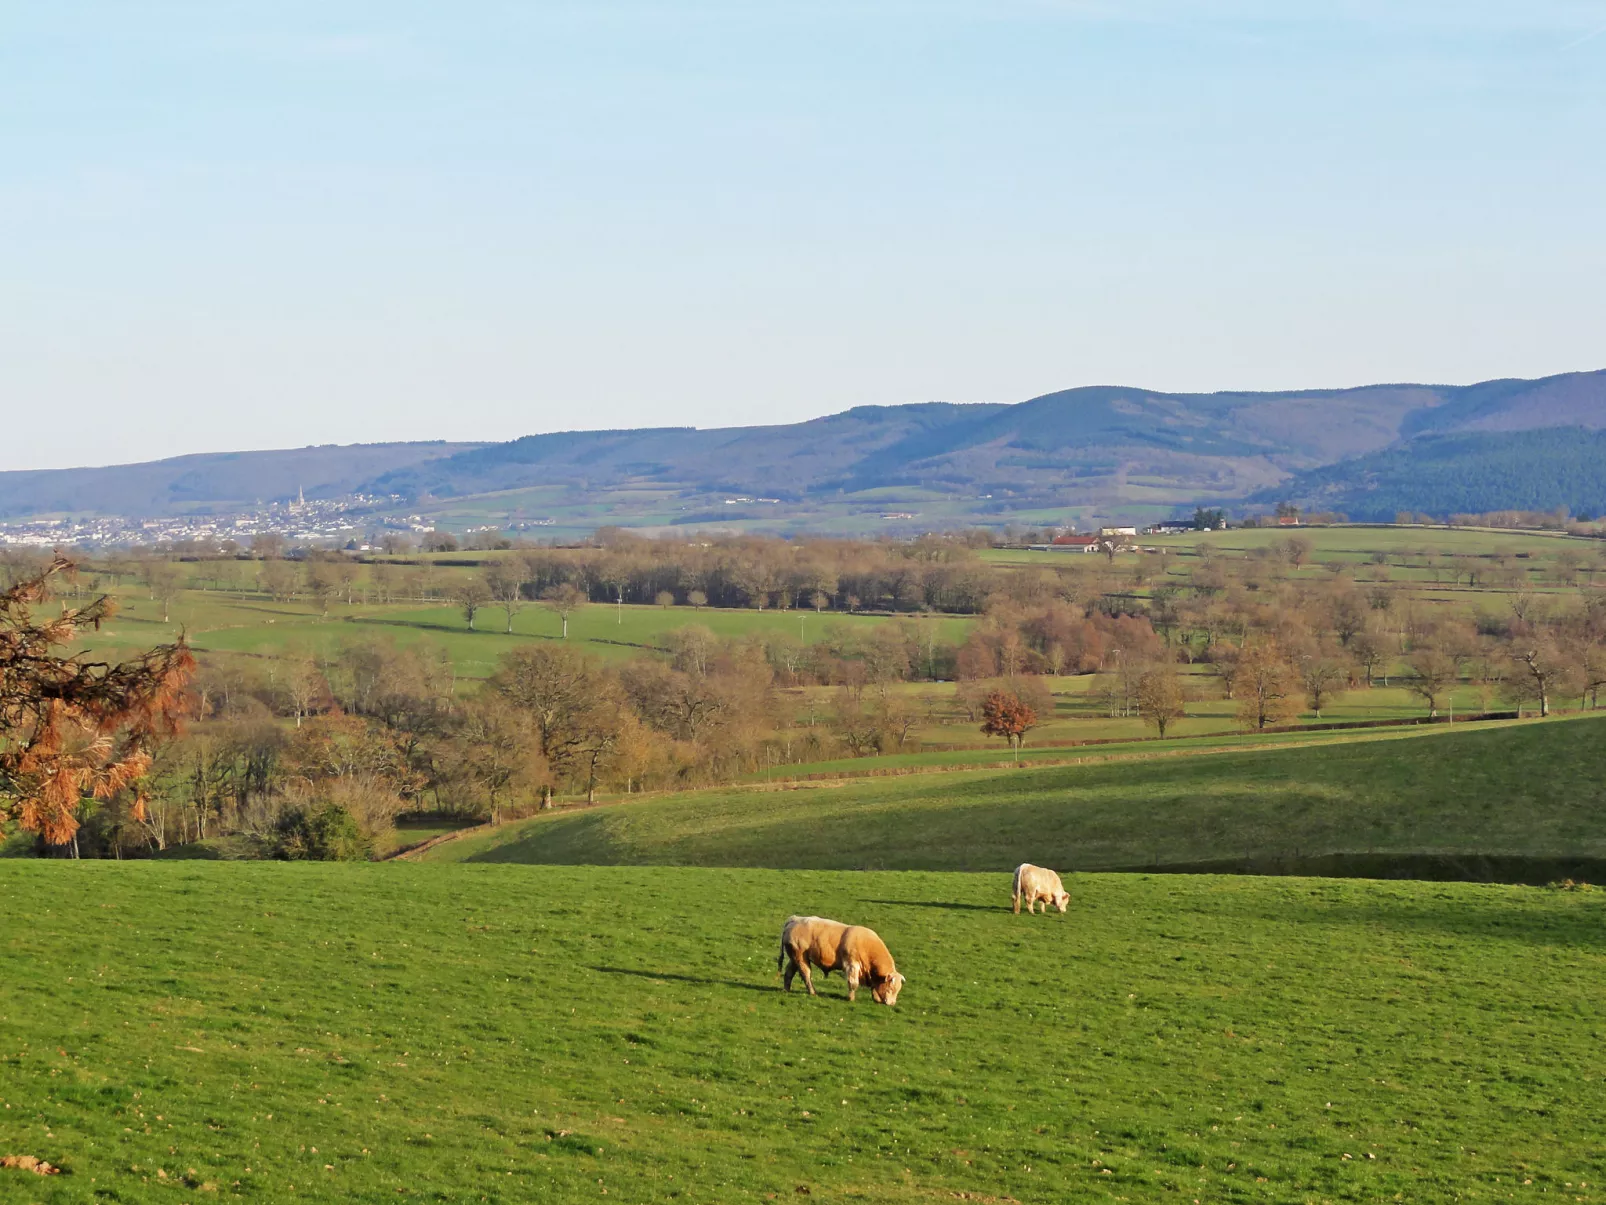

left=0, top=494, right=425, bottom=550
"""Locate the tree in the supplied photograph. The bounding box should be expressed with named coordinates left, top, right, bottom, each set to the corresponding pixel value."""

left=1134, top=665, right=1185, bottom=738
left=305, top=563, right=339, bottom=617
left=454, top=576, right=492, bottom=631
left=279, top=657, right=327, bottom=729
left=274, top=803, right=371, bottom=861
left=1232, top=642, right=1300, bottom=730
left=484, top=561, right=526, bottom=634
left=1297, top=649, right=1349, bottom=717
left=1508, top=635, right=1576, bottom=717
left=687, top=589, right=708, bottom=610
left=261, top=559, right=299, bottom=602
left=980, top=690, right=1037, bottom=763
left=0, top=558, right=194, bottom=849
left=1406, top=648, right=1458, bottom=718
left=665, top=625, right=717, bottom=678
left=1348, top=628, right=1388, bottom=687
left=448, top=696, right=546, bottom=824
left=541, top=583, right=587, bottom=638
left=487, top=644, right=614, bottom=803
left=655, top=590, right=676, bottom=609
left=332, top=560, right=363, bottom=605
left=251, top=533, right=287, bottom=560
left=144, top=561, right=184, bottom=624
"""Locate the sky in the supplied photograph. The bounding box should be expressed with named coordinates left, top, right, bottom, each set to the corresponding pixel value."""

left=2, top=2, right=1604, bottom=471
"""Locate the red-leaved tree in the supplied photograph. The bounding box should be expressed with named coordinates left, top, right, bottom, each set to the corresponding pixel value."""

left=980, top=690, right=1037, bottom=763
left=0, top=557, right=194, bottom=847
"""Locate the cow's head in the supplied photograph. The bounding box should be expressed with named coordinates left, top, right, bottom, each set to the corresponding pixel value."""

left=1054, top=891, right=1070, bottom=913
left=872, top=972, right=905, bottom=1006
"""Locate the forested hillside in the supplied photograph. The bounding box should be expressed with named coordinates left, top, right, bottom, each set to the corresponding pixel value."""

left=1257, top=428, right=1606, bottom=520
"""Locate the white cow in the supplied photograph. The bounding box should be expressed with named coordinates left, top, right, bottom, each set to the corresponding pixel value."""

left=1012, top=863, right=1069, bottom=914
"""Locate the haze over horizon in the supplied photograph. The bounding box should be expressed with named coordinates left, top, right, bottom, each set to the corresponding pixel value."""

left=5, top=2, right=1604, bottom=472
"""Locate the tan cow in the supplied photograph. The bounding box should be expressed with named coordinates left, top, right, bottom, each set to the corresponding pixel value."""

left=777, top=915, right=905, bottom=1005
left=1013, top=863, right=1069, bottom=914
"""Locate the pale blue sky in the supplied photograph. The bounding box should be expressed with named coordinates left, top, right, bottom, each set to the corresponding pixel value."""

left=3, top=2, right=1604, bottom=470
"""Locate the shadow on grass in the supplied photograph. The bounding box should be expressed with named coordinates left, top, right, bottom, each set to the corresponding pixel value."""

left=590, top=966, right=778, bottom=995
left=1117, top=852, right=1606, bottom=887
left=861, top=899, right=1003, bottom=912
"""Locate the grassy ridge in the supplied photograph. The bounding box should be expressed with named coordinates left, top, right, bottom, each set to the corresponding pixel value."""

left=3, top=863, right=1604, bottom=1202
left=430, top=714, right=1606, bottom=871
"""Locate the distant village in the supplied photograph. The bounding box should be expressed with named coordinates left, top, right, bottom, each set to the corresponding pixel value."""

left=0, top=493, right=426, bottom=551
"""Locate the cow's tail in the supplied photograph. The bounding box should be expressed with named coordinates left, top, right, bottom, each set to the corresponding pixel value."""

left=1012, top=864, right=1023, bottom=913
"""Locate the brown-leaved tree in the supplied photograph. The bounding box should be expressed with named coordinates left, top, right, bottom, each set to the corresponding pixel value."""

left=0, top=558, right=194, bottom=849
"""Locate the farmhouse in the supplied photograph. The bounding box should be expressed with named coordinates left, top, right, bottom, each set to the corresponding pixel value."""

left=1044, top=534, right=1101, bottom=552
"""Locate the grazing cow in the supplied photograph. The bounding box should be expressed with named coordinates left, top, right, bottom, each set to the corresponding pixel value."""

left=777, top=915, right=905, bottom=1005
left=1012, top=863, right=1070, bottom=914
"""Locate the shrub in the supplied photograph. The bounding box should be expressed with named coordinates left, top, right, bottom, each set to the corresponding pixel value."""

left=274, top=803, right=373, bottom=862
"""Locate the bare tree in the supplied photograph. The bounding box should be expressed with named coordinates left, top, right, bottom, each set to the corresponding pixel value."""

left=1406, top=648, right=1457, bottom=718
left=1297, top=649, right=1349, bottom=718
left=145, top=561, right=184, bottom=625
left=541, top=583, right=587, bottom=638
left=1135, top=665, right=1185, bottom=738
left=454, top=577, right=492, bottom=631
left=1508, top=635, right=1575, bottom=717
left=485, top=561, right=526, bottom=634
left=1232, top=642, right=1300, bottom=730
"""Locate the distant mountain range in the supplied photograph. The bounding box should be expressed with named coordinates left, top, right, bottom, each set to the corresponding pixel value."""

left=4, top=369, right=1604, bottom=533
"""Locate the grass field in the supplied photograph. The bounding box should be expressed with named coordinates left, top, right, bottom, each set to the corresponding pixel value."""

left=76, top=590, right=968, bottom=682
left=4, top=862, right=1604, bottom=1203
left=428, top=713, right=1606, bottom=877
left=982, top=525, right=1602, bottom=566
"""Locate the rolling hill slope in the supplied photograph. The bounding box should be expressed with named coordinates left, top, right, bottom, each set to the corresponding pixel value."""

left=426, top=715, right=1606, bottom=880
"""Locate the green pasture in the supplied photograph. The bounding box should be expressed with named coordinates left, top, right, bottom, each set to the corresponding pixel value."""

left=985, top=523, right=1599, bottom=562
left=430, top=713, right=1606, bottom=873
left=4, top=863, right=1603, bottom=1203
left=77, top=589, right=970, bottom=681
left=745, top=718, right=1511, bottom=781
left=785, top=671, right=1530, bottom=771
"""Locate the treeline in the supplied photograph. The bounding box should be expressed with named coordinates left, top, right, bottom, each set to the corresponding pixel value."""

left=11, top=531, right=1031, bottom=617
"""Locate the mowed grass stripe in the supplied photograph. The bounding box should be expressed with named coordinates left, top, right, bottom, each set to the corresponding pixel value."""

left=2, top=864, right=1603, bottom=1202
left=429, top=713, right=1606, bottom=871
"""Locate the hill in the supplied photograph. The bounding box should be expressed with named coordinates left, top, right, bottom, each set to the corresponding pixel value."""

left=1247, top=427, right=1606, bottom=520
left=427, top=715, right=1606, bottom=881
left=3, top=369, right=1604, bottom=527
left=0, top=440, right=487, bottom=520
left=372, top=371, right=1606, bottom=513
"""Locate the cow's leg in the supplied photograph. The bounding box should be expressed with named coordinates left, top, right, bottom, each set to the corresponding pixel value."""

left=844, top=961, right=861, bottom=1002
left=799, top=959, right=817, bottom=996
left=783, top=956, right=798, bottom=992
left=1013, top=889, right=1021, bottom=914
